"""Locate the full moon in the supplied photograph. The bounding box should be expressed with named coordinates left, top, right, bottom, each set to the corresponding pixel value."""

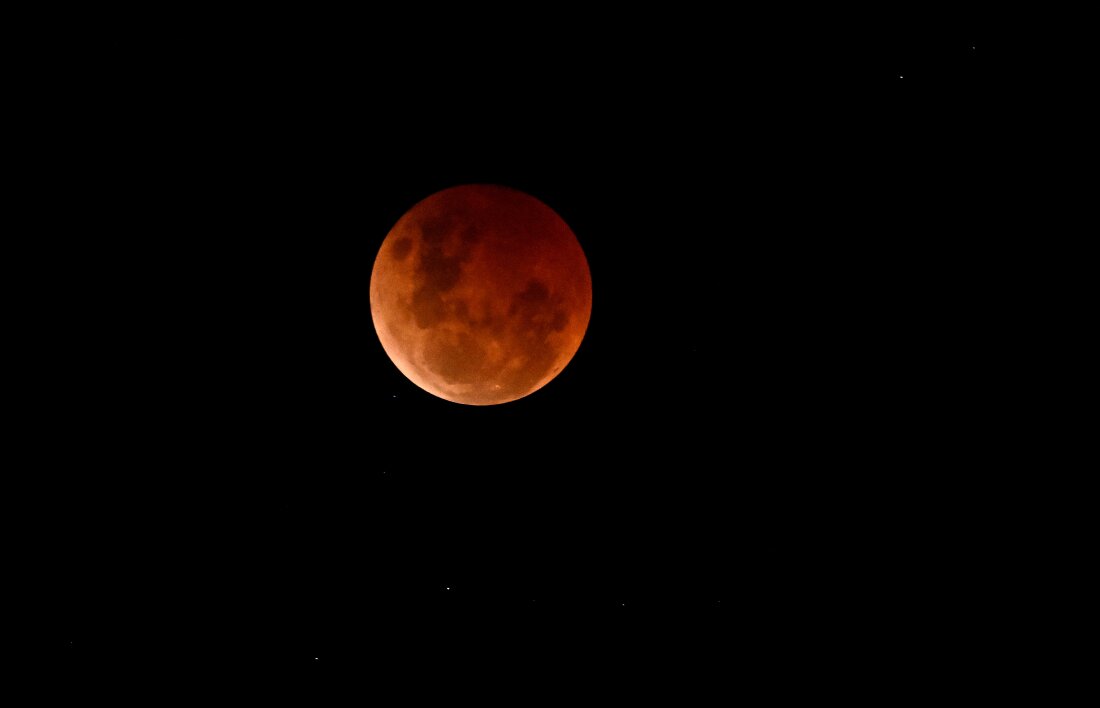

left=370, top=185, right=592, bottom=405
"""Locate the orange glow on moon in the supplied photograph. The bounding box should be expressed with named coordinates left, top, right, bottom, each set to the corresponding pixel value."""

left=370, top=185, right=592, bottom=405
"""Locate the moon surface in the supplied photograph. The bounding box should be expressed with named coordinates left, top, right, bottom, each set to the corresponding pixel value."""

left=371, top=185, right=592, bottom=405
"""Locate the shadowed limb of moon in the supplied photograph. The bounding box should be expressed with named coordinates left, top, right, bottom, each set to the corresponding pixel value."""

left=370, top=184, right=592, bottom=405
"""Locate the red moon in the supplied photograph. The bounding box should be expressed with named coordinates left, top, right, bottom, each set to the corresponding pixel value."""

left=370, top=185, right=592, bottom=405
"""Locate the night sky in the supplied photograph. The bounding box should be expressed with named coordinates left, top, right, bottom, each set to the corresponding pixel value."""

left=27, top=8, right=1001, bottom=694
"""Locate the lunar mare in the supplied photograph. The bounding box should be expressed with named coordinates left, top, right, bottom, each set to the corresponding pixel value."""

left=370, top=185, right=592, bottom=405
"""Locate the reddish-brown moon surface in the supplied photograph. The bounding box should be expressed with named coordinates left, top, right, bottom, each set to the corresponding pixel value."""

left=370, top=185, right=592, bottom=405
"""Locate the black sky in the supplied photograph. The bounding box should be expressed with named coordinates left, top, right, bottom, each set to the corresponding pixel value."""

left=22, top=7, right=1004, bottom=693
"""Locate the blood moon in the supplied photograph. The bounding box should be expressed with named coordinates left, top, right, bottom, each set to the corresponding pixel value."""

left=370, top=185, right=592, bottom=405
